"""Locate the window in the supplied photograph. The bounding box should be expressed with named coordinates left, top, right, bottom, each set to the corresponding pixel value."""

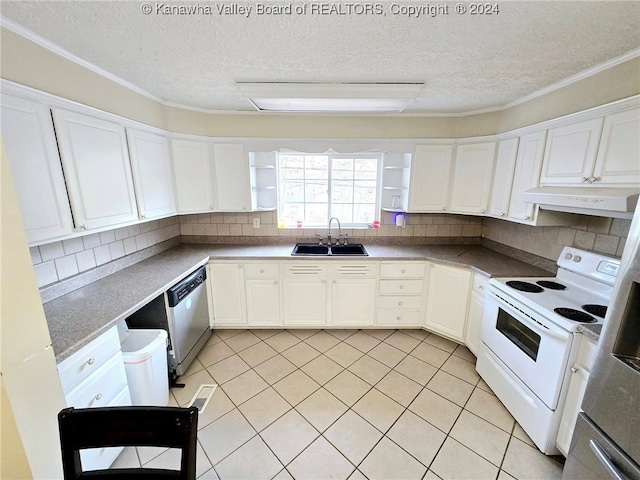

left=277, top=151, right=381, bottom=227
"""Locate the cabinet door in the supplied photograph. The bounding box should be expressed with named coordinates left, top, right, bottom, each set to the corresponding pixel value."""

left=1, top=95, right=74, bottom=243
left=508, top=130, right=547, bottom=223
left=489, top=137, right=519, bottom=218
left=282, top=278, right=328, bottom=326
left=171, top=139, right=214, bottom=213
left=52, top=108, right=138, bottom=231
left=126, top=129, right=177, bottom=220
left=593, top=109, right=640, bottom=185
left=208, top=263, right=246, bottom=326
left=332, top=279, right=376, bottom=326
left=212, top=144, right=252, bottom=211
left=408, top=144, right=453, bottom=212
left=464, top=291, right=484, bottom=356
left=246, top=279, right=281, bottom=326
left=449, top=142, right=496, bottom=215
left=540, top=118, right=603, bottom=185
left=425, top=263, right=471, bottom=341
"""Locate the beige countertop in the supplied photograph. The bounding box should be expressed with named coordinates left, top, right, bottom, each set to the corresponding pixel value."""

left=44, top=243, right=553, bottom=362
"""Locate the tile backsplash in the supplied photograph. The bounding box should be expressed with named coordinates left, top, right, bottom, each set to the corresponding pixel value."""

left=483, top=215, right=631, bottom=261
left=31, top=217, right=180, bottom=288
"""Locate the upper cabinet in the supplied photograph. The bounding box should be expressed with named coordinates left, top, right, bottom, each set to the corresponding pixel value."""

left=488, top=137, right=519, bottom=218
left=1, top=94, right=74, bottom=244
left=381, top=152, right=411, bottom=212
left=592, top=109, right=640, bottom=185
left=508, top=130, right=548, bottom=223
left=126, top=129, right=177, bottom=220
left=449, top=142, right=496, bottom=215
left=52, top=108, right=139, bottom=232
left=408, top=144, right=453, bottom=212
left=539, top=118, right=604, bottom=185
left=211, top=143, right=252, bottom=211
left=249, top=152, right=278, bottom=211
left=171, top=139, right=215, bottom=213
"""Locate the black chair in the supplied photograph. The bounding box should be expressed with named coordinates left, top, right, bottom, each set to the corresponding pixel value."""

left=58, top=406, right=198, bottom=480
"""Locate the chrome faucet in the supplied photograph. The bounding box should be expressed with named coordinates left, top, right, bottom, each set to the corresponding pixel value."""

left=327, top=217, right=342, bottom=245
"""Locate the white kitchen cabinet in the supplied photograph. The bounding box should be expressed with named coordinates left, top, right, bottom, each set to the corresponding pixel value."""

left=282, top=263, right=328, bottom=326
left=171, top=139, right=215, bottom=214
left=126, top=128, right=177, bottom=220
left=381, top=152, right=411, bottom=212
left=52, top=108, right=139, bottom=231
left=212, top=143, right=252, bottom=211
left=57, top=326, right=131, bottom=471
left=449, top=142, right=496, bottom=215
left=377, top=261, right=427, bottom=327
left=556, top=335, right=598, bottom=456
left=244, top=262, right=281, bottom=326
left=507, top=130, right=547, bottom=224
left=489, top=137, right=519, bottom=218
left=208, top=263, right=246, bottom=326
left=540, top=118, right=604, bottom=185
left=0, top=94, right=74, bottom=244
left=249, top=152, right=278, bottom=211
left=408, top=144, right=453, bottom=212
left=330, top=263, right=378, bottom=326
left=592, top=109, right=640, bottom=185
left=464, top=272, right=489, bottom=356
left=425, top=263, right=472, bottom=341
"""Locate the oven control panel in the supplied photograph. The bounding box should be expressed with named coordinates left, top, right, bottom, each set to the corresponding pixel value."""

left=558, top=247, right=620, bottom=286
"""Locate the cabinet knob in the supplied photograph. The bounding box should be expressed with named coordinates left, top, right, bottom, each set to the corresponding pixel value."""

left=431, top=264, right=435, bottom=268
left=525, top=216, right=530, bottom=220
left=581, top=177, right=589, bottom=183
left=86, top=357, right=95, bottom=366
left=571, top=367, right=578, bottom=374
left=81, top=224, right=88, bottom=230
left=274, top=281, right=278, bottom=285
left=238, top=264, right=243, bottom=268
left=399, top=285, right=404, bottom=289
left=210, top=205, right=215, bottom=210
left=333, top=280, right=337, bottom=284
left=479, top=285, right=484, bottom=290
left=401, top=269, right=406, bottom=274
left=95, top=393, right=102, bottom=401
left=322, top=280, right=326, bottom=284
left=260, top=269, right=264, bottom=273
left=398, top=301, right=403, bottom=306
left=500, top=212, right=505, bottom=217
left=481, top=210, right=486, bottom=214
left=141, top=214, right=147, bottom=220
left=396, top=316, right=401, bottom=321
left=442, top=207, right=447, bottom=211
left=243, top=206, right=247, bottom=210
left=590, top=176, right=601, bottom=183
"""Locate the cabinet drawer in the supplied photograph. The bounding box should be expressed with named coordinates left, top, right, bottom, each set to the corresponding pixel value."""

left=472, top=273, right=490, bottom=296
left=577, top=336, right=598, bottom=371
left=65, top=353, right=128, bottom=409
left=380, top=262, right=426, bottom=278
left=379, top=279, right=424, bottom=295
left=244, top=262, right=280, bottom=279
left=331, top=262, right=378, bottom=278
left=283, top=263, right=329, bottom=277
left=377, top=296, right=422, bottom=310
left=58, top=326, right=121, bottom=394
left=377, top=309, right=421, bottom=326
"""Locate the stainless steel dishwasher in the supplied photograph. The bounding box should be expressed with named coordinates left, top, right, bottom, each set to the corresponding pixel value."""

left=165, top=266, right=211, bottom=378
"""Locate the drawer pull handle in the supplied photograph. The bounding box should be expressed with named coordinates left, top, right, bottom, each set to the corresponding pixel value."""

left=95, top=393, right=102, bottom=401
left=87, top=358, right=95, bottom=366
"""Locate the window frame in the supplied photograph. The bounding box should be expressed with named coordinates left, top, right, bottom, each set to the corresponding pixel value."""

left=276, top=150, right=382, bottom=228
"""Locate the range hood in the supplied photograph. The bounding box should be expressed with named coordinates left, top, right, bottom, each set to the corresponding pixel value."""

left=523, top=187, right=640, bottom=219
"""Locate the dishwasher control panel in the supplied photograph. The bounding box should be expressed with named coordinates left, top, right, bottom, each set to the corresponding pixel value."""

left=167, top=266, right=207, bottom=307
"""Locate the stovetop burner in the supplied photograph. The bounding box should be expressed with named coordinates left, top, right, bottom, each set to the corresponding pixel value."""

left=506, top=281, right=544, bottom=293
left=536, top=280, right=567, bottom=290
left=582, top=304, right=607, bottom=318
left=554, top=307, right=597, bottom=323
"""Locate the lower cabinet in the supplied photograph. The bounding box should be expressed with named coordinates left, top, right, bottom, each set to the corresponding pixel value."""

left=556, top=335, right=598, bottom=456
left=331, top=263, right=378, bottom=326
left=57, top=326, right=131, bottom=471
left=464, top=272, right=489, bottom=356
left=377, top=261, right=427, bottom=327
left=208, top=263, right=246, bottom=326
left=425, top=263, right=472, bottom=342
left=245, top=262, right=281, bottom=326
left=282, top=263, right=329, bottom=326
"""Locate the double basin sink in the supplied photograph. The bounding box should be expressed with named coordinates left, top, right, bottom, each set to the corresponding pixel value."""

left=291, top=243, right=368, bottom=256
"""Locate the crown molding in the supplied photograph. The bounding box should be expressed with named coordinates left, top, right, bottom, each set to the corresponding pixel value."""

left=1, top=17, right=639, bottom=118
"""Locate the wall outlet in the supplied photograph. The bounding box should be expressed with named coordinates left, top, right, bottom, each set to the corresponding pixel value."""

left=253, top=218, right=260, bottom=228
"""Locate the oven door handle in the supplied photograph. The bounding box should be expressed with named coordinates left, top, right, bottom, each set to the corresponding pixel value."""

left=492, top=294, right=569, bottom=341
left=484, top=348, right=537, bottom=408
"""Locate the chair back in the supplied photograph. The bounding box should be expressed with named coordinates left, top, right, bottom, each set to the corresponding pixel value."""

left=58, top=406, right=198, bottom=480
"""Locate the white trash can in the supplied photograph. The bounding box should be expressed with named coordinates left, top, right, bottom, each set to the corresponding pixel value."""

left=121, top=329, right=169, bottom=406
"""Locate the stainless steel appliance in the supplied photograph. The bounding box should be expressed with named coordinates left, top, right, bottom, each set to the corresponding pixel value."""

left=563, top=206, right=640, bottom=479
left=125, top=266, right=211, bottom=381
left=477, top=247, right=620, bottom=455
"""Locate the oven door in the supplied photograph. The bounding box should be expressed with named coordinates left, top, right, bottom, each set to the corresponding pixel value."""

left=481, top=289, right=573, bottom=410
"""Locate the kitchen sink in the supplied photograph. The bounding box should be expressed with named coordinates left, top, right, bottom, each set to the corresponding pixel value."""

left=291, top=243, right=368, bottom=256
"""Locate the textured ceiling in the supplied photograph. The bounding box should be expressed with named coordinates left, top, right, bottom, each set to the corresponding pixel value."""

left=1, top=1, right=639, bottom=113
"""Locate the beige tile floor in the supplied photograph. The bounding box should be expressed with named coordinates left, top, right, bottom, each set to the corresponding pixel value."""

left=112, top=328, right=564, bottom=480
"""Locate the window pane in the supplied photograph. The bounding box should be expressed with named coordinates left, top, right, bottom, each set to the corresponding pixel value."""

left=282, top=203, right=304, bottom=223
left=305, top=203, right=328, bottom=225
left=354, top=181, right=376, bottom=203
left=282, top=168, right=304, bottom=180
left=354, top=204, right=376, bottom=223
left=282, top=182, right=304, bottom=202
left=355, top=158, right=378, bottom=180
left=305, top=181, right=328, bottom=203
left=332, top=158, right=354, bottom=179
left=331, top=182, right=353, bottom=203
left=280, top=156, right=303, bottom=168
left=331, top=203, right=353, bottom=223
